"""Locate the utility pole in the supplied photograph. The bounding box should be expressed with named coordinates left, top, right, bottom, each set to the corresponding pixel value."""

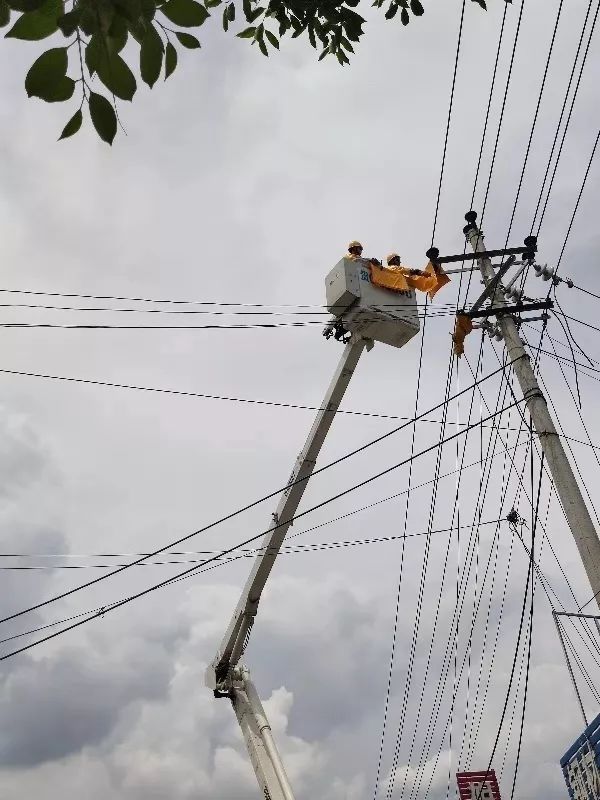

left=463, top=211, right=600, bottom=612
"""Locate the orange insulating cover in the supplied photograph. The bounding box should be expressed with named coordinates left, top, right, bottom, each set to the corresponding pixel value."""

left=452, top=314, right=474, bottom=357
left=370, top=262, right=450, bottom=300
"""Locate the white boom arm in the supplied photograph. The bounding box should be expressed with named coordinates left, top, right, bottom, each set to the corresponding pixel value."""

left=205, top=334, right=370, bottom=800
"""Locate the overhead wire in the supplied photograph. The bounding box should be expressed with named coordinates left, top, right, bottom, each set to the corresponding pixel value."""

left=503, top=0, right=565, bottom=246
left=0, top=397, right=525, bottom=660
left=371, top=299, right=431, bottom=796
left=0, top=358, right=519, bottom=628
left=535, top=0, right=600, bottom=236
left=531, top=0, right=598, bottom=232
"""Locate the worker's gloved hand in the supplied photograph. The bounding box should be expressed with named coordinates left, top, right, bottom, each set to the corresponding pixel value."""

left=369, top=258, right=382, bottom=267
left=409, top=269, right=423, bottom=276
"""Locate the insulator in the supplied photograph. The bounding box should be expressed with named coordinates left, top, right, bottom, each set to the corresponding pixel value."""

left=533, top=263, right=554, bottom=281
left=494, top=329, right=503, bottom=341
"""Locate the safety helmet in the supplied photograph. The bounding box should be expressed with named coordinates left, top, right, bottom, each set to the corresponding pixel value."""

left=348, top=240, right=363, bottom=251
left=387, top=253, right=401, bottom=264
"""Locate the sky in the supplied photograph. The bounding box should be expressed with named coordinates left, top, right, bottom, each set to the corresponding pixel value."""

left=1, top=0, right=600, bottom=797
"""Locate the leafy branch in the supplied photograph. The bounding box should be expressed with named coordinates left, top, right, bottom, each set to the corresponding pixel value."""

left=1, top=0, right=492, bottom=143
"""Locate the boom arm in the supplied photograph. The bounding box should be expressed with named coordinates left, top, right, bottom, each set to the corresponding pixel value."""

left=206, top=335, right=369, bottom=692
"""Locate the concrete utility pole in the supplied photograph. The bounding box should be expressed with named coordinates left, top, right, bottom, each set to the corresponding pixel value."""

left=463, top=211, right=600, bottom=612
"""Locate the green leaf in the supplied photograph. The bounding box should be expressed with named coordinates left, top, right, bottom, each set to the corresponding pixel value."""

left=175, top=29, right=200, bottom=46
left=43, top=76, right=75, bottom=101
left=236, top=24, right=255, bottom=36
left=308, top=22, right=315, bottom=47
left=57, top=9, right=80, bottom=35
left=340, top=35, right=353, bottom=52
left=247, top=4, right=262, bottom=20
left=140, top=0, right=156, bottom=20
left=108, top=13, right=128, bottom=51
left=25, top=47, right=67, bottom=99
left=400, top=6, right=409, bottom=23
left=258, top=35, right=267, bottom=54
left=59, top=108, right=83, bottom=140
left=164, top=40, right=177, bottom=78
left=0, top=0, right=10, bottom=27
left=264, top=28, right=278, bottom=48
left=140, top=22, right=163, bottom=87
left=317, top=46, right=328, bottom=60
left=7, top=0, right=45, bottom=12
left=89, top=91, right=117, bottom=144
left=205, top=0, right=221, bottom=5
left=85, top=33, right=103, bottom=74
left=226, top=1, right=234, bottom=19
left=113, top=0, right=142, bottom=22
left=221, top=5, right=227, bottom=28
left=161, top=0, right=208, bottom=25
left=97, top=51, right=137, bottom=100
left=385, top=2, right=397, bottom=18
left=410, top=0, right=424, bottom=13
left=127, top=16, right=147, bottom=41
left=242, top=0, right=250, bottom=19
left=472, top=0, right=486, bottom=7
left=5, top=0, right=61, bottom=39
left=79, top=6, right=98, bottom=34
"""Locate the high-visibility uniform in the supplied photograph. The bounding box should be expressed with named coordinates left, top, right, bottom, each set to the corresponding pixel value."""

left=452, top=314, right=473, bottom=357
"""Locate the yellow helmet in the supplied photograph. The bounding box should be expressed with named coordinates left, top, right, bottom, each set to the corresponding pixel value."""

left=348, top=240, right=363, bottom=251
left=387, top=253, right=401, bottom=264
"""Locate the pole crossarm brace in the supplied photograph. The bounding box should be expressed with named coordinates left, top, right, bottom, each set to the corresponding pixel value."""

left=463, top=299, right=554, bottom=320
left=463, top=210, right=600, bottom=613
left=425, top=244, right=535, bottom=266
left=206, top=335, right=369, bottom=694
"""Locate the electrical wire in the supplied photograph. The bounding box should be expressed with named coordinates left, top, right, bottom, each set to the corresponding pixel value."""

left=503, top=0, right=565, bottom=246
left=430, top=0, right=466, bottom=246
left=480, top=0, right=527, bottom=222
left=0, top=358, right=519, bottom=628
left=371, top=302, right=432, bottom=798
left=535, top=0, right=600, bottom=236
left=531, top=0, right=598, bottom=233
left=0, top=521, right=505, bottom=570
left=555, top=127, right=600, bottom=273
left=0, top=398, right=526, bottom=654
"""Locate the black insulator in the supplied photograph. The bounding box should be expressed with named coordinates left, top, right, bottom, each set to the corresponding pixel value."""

left=523, top=235, right=537, bottom=251
left=523, top=250, right=535, bottom=263
left=464, top=210, right=478, bottom=224
left=426, top=247, right=440, bottom=262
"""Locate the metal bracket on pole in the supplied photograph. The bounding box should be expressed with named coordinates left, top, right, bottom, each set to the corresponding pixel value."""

left=463, top=298, right=554, bottom=320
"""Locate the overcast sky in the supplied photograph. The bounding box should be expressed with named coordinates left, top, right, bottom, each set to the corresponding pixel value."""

left=1, top=0, right=600, bottom=797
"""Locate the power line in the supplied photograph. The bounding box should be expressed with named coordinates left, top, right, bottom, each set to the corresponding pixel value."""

left=480, top=0, right=527, bottom=222
left=555, top=127, right=600, bottom=273
left=430, top=0, right=467, bottom=245
left=0, top=365, right=522, bottom=432
left=536, top=0, right=600, bottom=236
left=0, top=360, right=520, bottom=621
left=504, top=0, right=565, bottom=245
left=0, top=287, right=452, bottom=310
left=0, top=398, right=523, bottom=660
left=0, top=521, right=505, bottom=570
left=0, top=301, right=459, bottom=316
left=531, top=0, right=598, bottom=233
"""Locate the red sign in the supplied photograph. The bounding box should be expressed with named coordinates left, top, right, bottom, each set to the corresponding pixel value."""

left=456, top=770, right=502, bottom=800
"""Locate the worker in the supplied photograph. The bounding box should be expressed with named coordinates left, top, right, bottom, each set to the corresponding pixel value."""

left=378, top=252, right=450, bottom=299
left=346, top=241, right=382, bottom=267
left=347, top=241, right=364, bottom=260
left=386, top=253, right=423, bottom=276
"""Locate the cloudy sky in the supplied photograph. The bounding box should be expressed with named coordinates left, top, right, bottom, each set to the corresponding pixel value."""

left=2, top=0, right=600, bottom=797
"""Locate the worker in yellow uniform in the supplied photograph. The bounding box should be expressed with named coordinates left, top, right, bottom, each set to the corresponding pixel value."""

left=371, top=252, right=450, bottom=300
